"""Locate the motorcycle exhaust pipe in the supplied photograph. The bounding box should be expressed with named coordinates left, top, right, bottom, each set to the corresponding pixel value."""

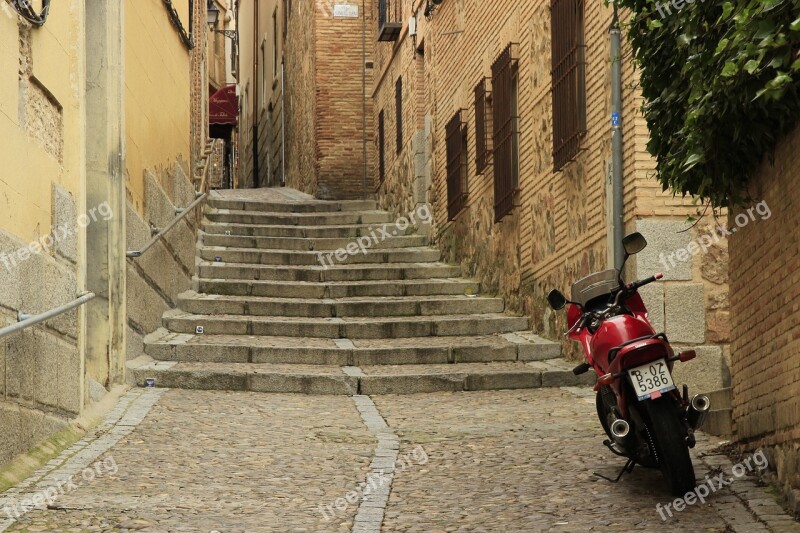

left=686, top=394, right=711, bottom=430
left=610, top=418, right=630, bottom=440
left=609, top=416, right=633, bottom=450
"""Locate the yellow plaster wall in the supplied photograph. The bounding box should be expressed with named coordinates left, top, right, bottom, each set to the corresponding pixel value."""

left=0, top=0, right=83, bottom=242
left=124, top=0, right=192, bottom=214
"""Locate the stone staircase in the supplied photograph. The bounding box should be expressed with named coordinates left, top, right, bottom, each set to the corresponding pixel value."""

left=129, top=189, right=594, bottom=395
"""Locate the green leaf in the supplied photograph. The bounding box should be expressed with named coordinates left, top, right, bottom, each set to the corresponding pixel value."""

left=721, top=61, right=739, bottom=77
left=715, top=38, right=729, bottom=56
left=684, top=153, right=704, bottom=170
left=744, top=59, right=760, bottom=74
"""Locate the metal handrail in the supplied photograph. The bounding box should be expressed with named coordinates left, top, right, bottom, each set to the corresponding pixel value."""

left=128, top=138, right=218, bottom=259
left=126, top=191, right=206, bottom=259
left=0, top=292, right=96, bottom=340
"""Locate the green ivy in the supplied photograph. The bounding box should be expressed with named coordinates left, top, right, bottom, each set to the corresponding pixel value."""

left=615, top=0, right=800, bottom=207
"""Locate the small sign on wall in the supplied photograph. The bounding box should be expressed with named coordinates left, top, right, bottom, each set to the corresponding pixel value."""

left=333, top=4, right=359, bottom=18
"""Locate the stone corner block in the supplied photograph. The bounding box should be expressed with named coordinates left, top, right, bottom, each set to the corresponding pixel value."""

left=52, top=183, right=78, bottom=263
left=664, top=283, right=705, bottom=343
left=635, top=219, right=693, bottom=281
left=638, top=283, right=665, bottom=333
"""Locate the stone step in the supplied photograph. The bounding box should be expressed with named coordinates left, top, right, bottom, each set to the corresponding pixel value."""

left=207, top=198, right=377, bottom=213
left=128, top=358, right=592, bottom=395
left=196, top=278, right=481, bottom=298
left=201, top=232, right=429, bottom=251
left=197, top=261, right=462, bottom=282
left=202, top=221, right=416, bottom=239
left=704, top=408, right=732, bottom=437
left=205, top=209, right=393, bottom=226
left=198, top=246, right=441, bottom=266
left=143, top=330, right=561, bottom=365
left=705, top=387, right=731, bottom=409
left=161, top=310, right=530, bottom=339
left=177, top=291, right=504, bottom=318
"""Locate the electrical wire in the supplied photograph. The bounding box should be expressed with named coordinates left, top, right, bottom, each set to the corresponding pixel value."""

left=5, top=0, right=50, bottom=26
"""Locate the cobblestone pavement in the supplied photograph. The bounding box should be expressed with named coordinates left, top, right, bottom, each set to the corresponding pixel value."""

left=2, top=387, right=798, bottom=533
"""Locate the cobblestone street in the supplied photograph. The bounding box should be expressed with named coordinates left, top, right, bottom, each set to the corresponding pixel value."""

left=1, top=388, right=797, bottom=533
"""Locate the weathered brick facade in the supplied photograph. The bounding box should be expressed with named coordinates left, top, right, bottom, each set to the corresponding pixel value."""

left=372, top=0, right=731, bottom=385
left=243, top=1, right=377, bottom=199
left=729, top=124, right=800, bottom=512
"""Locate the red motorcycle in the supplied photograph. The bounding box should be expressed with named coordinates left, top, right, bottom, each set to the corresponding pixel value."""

left=547, top=232, right=710, bottom=495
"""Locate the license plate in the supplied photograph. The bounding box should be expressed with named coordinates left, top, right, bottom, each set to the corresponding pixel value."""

left=628, top=359, right=676, bottom=401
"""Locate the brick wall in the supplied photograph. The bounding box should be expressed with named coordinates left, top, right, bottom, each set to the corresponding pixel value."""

left=372, top=0, right=731, bottom=371
left=729, top=123, right=800, bottom=512
left=282, top=0, right=316, bottom=194
left=313, top=2, right=376, bottom=199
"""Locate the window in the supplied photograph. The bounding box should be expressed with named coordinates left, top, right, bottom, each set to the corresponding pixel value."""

left=273, top=9, right=279, bottom=79
left=283, top=0, right=288, bottom=41
left=377, top=0, right=402, bottom=41
left=261, top=40, right=267, bottom=109
left=551, top=0, right=587, bottom=171
left=446, top=110, right=468, bottom=221
left=395, top=76, right=403, bottom=153
left=378, top=110, right=386, bottom=184
left=475, top=78, right=492, bottom=175
left=492, top=44, right=520, bottom=223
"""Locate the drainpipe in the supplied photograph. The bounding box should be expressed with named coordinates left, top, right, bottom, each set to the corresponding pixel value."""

left=610, top=2, right=624, bottom=270
left=361, top=0, right=367, bottom=199
left=281, top=60, right=286, bottom=186
left=252, top=0, right=260, bottom=188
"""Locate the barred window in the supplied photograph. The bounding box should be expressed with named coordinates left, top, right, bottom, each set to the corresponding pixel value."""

left=378, top=110, right=386, bottom=184
left=396, top=76, right=403, bottom=153
left=378, top=0, right=402, bottom=41
left=475, top=78, right=492, bottom=175
left=446, top=110, right=468, bottom=221
left=551, top=0, right=587, bottom=171
left=492, top=44, right=520, bottom=223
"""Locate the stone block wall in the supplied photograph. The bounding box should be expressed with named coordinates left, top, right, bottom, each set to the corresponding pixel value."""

left=125, top=166, right=197, bottom=362
left=0, top=184, right=81, bottom=465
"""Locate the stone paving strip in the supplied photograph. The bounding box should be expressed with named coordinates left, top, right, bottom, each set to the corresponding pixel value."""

left=350, top=395, right=400, bottom=533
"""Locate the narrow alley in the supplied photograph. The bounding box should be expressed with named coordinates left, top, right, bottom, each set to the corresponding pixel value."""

left=3, top=386, right=795, bottom=532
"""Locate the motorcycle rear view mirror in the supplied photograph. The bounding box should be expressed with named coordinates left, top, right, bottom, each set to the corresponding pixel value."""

left=622, top=232, right=647, bottom=256
left=547, top=289, right=568, bottom=311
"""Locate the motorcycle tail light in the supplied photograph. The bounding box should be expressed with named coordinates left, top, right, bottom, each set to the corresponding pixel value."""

left=678, top=350, right=697, bottom=362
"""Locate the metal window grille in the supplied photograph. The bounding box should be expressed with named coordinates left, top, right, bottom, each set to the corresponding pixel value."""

left=379, top=110, right=386, bottom=184
left=378, top=0, right=402, bottom=41
left=446, top=110, right=469, bottom=221
left=492, top=44, right=520, bottom=223
left=475, top=78, right=493, bottom=175
left=551, top=0, right=587, bottom=172
left=396, top=76, right=403, bottom=153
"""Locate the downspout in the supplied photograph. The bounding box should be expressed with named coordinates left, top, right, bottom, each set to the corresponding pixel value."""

left=610, top=2, right=624, bottom=270
left=252, top=0, right=260, bottom=188
left=281, top=60, right=286, bottom=186
left=361, top=0, right=367, bottom=199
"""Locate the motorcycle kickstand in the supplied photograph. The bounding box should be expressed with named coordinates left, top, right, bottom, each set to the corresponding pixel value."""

left=593, top=458, right=635, bottom=483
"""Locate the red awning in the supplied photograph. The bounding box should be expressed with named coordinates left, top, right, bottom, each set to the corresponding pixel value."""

left=209, top=84, right=238, bottom=125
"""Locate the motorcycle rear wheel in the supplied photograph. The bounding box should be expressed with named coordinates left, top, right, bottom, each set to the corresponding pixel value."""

left=643, top=396, right=696, bottom=496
